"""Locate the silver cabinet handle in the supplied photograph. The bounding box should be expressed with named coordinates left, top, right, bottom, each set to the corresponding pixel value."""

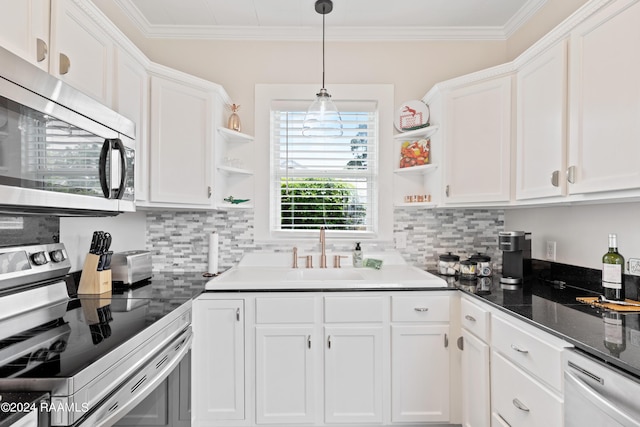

left=457, top=336, right=464, bottom=351
left=444, top=333, right=449, bottom=348
left=36, top=38, right=48, bottom=62
left=327, top=335, right=331, bottom=349
left=510, top=344, right=529, bottom=354
left=551, top=170, right=560, bottom=187
left=512, top=398, right=530, bottom=412
left=236, top=308, right=240, bottom=321
left=445, top=185, right=450, bottom=197
left=208, top=186, right=212, bottom=198
left=464, top=314, right=476, bottom=322
left=566, top=165, right=576, bottom=184
left=59, top=53, right=71, bottom=75
left=414, top=307, right=429, bottom=312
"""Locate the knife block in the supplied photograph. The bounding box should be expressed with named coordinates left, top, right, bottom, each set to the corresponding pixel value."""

left=79, top=254, right=112, bottom=295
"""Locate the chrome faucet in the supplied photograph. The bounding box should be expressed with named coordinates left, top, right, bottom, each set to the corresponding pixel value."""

left=319, top=227, right=327, bottom=268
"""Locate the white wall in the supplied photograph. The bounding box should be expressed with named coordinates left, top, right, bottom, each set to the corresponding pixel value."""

left=60, top=211, right=147, bottom=271
left=504, top=202, right=640, bottom=269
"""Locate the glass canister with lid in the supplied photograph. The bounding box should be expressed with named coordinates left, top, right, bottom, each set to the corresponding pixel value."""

left=459, top=259, right=477, bottom=280
left=469, top=253, right=492, bottom=277
left=438, top=252, right=460, bottom=276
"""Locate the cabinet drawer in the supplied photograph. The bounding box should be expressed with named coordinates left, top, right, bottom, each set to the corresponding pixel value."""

left=491, top=351, right=563, bottom=427
left=391, top=296, right=449, bottom=322
left=461, top=297, right=490, bottom=342
left=492, top=315, right=568, bottom=391
left=324, top=296, right=385, bottom=323
left=256, top=297, right=315, bottom=323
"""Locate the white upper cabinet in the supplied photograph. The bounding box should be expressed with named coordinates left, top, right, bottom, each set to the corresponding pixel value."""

left=148, top=73, right=214, bottom=207
left=442, top=75, right=512, bottom=205
left=0, top=0, right=50, bottom=70
left=113, top=47, right=149, bottom=202
left=516, top=41, right=568, bottom=200
left=49, top=0, right=114, bottom=106
left=567, top=0, right=640, bottom=195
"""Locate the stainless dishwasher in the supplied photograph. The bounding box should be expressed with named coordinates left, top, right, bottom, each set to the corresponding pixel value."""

left=564, top=349, right=640, bottom=426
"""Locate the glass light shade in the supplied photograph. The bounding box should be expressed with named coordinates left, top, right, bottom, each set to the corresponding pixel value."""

left=302, top=88, right=343, bottom=137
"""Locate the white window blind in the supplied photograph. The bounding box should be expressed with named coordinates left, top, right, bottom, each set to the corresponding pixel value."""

left=270, top=100, right=378, bottom=234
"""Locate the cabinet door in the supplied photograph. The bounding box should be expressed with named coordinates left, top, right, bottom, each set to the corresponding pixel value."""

left=443, top=75, right=512, bottom=204
left=114, top=48, right=149, bottom=203
left=192, top=299, right=244, bottom=422
left=461, top=329, right=490, bottom=427
left=149, top=76, right=213, bottom=206
left=568, top=0, right=640, bottom=194
left=255, top=326, right=315, bottom=424
left=50, top=0, right=114, bottom=105
left=0, top=0, right=49, bottom=70
left=516, top=41, right=568, bottom=200
left=324, top=326, right=384, bottom=424
left=391, top=324, right=450, bottom=423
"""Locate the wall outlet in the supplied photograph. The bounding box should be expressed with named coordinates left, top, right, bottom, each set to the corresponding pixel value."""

left=395, top=232, right=407, bottom=249
left=629, top=258, right=640, bottom=276
left=546, top=241, right=557, bottom=261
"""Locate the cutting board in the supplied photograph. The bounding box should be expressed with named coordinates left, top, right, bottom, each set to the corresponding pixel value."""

left=576, top=296, right=640, bottom=312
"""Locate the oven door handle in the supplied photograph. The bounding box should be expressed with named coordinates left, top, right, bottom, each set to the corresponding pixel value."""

left=565, top=370, right=640, bottom=427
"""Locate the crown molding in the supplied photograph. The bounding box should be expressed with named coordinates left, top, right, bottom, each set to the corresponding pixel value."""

left=111, top=0, right=515, bottom=41
left=503, top=0, right=548, bottom=38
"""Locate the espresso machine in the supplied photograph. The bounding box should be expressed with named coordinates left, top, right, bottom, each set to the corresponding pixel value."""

left=498, top=231, right=532, bottom=286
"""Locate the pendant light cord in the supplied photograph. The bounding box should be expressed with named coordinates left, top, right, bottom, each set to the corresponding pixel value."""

left=322, top=9, right=326, bottom=90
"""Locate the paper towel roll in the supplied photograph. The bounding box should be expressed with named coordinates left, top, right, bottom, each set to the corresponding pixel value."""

left=208, top=232, right=219, bottom=275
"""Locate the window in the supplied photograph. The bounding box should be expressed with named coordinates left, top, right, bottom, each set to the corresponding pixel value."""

left=270, top=100, right=378, bottom=234
left=255, top=84, right=394, bottom=241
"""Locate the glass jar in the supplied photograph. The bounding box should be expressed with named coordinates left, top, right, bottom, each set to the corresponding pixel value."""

left=459, top=259, right=477, bottom=280
left=438, top=252, right=460, bottom=276
left=469, top=253, right=492, bottom=277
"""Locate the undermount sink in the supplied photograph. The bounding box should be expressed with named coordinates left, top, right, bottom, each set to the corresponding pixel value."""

left=285, top=269, right=364, bottom=281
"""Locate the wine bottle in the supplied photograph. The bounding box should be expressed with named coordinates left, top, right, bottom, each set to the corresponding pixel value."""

left=602, top=233, right=625, bottom=301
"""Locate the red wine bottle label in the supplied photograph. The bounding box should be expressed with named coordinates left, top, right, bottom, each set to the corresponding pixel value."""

left=603, top=264, right=622, bottom=289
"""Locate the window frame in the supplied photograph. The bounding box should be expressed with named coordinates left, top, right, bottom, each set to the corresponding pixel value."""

left=254, top=84, right=394, bottom=242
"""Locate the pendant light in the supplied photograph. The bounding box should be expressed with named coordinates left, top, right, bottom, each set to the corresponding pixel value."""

left=302, top=0, right=343, bottom=137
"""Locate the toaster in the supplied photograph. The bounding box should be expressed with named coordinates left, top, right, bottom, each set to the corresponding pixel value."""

left=110, top=250, right=152, bottom=285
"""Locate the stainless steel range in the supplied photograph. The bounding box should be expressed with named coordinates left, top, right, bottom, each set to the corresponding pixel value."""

left=0, top=243, right=192, bottom=426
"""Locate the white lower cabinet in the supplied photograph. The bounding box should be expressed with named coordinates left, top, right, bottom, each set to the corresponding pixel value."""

left=192, top=298, right=245, bottom=424
left=193, top=291, right=452, bottom=426
left=391, top=324, right=450, bottom=423
left=460, top=329, right=490, bottom=427
left=325, top=326, right=384, bottom=424
left=255, top=326, right=316, bottom=424
left=491, top=351, right=563, bottom=427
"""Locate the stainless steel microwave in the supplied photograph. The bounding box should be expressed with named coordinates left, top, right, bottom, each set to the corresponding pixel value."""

left=0, top=46, right=135, bottom=216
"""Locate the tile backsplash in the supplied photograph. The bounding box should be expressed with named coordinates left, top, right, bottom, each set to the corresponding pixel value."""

left=0, top=215, right=59, bottom=247
left=146, top=208, right=504, bottom=272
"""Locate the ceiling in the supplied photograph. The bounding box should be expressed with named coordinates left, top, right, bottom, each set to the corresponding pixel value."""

left=110, top=0, right=548, bottom=41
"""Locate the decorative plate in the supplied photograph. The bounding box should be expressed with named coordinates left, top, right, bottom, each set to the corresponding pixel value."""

left=394, top=100, right=430, bottom=132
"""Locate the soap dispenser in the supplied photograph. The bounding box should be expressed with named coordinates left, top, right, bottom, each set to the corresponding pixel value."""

left=353, top=242, right=363, bottom=268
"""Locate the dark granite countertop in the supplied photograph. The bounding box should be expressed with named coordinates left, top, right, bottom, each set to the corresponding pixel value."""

left=451, top=272, right=640, bottom=380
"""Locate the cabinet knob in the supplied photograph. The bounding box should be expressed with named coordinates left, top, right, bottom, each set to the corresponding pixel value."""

left=36, top=38, right=48, bottom=63
left=59, top=53, right=71, bottom=75
left=551, top=170, right=560, bottom=187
